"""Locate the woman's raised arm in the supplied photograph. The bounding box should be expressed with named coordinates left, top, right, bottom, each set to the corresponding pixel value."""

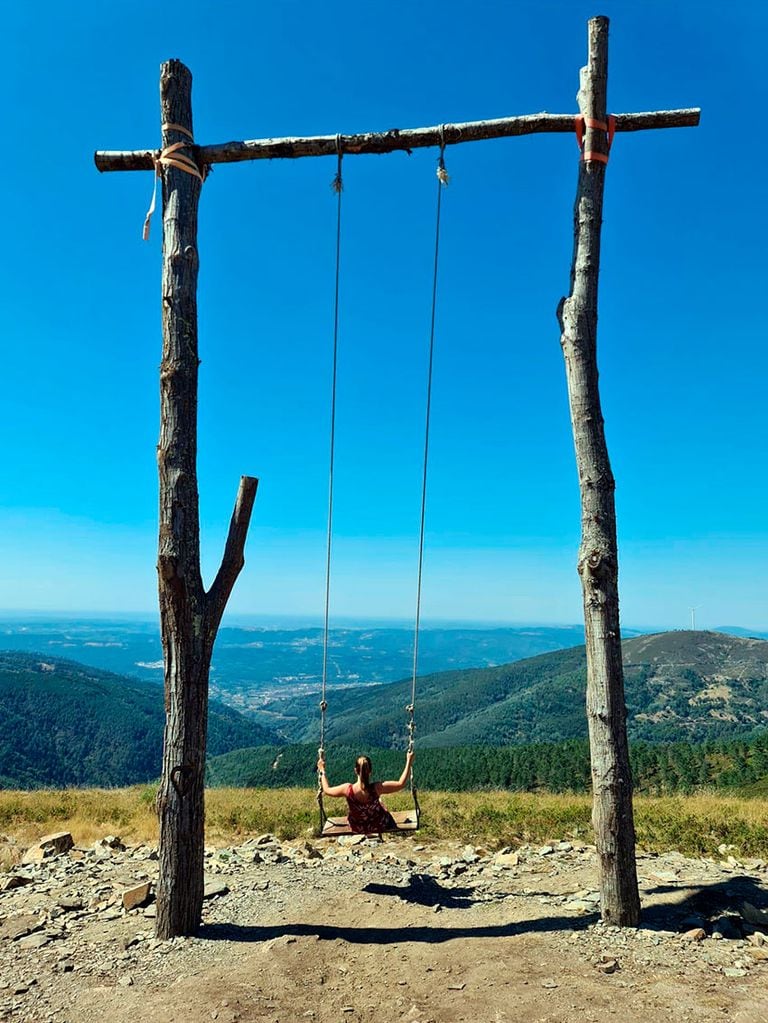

left=378, top=750, right=415, bottom=795
left=317, top=758, right=348, bottom=798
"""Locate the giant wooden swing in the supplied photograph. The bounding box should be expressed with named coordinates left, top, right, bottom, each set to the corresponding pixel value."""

left=313, top=139, right=447, bottom=839
left=95, top=17, right=699, bottom=938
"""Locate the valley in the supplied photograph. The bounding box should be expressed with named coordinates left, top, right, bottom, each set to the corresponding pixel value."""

left=1, top=626, right=768, bottom=791
left=0, top=618, right=595, bottom=715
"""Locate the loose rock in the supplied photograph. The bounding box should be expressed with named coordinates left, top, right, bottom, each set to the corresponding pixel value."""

left=21, top=831, right=74, bottom=864
left=1, top=875, right=34, bottom=892
left=203, top=880, right=230, bottom=900
left=494, top=852, right=519, bottom=869
left=0, top=914, right=44, bottom=942
left=595, top=958, right=619, bottom=974
left=740, top=902, right=768, bottom=930
left=122, top=882, right=152, bottom=911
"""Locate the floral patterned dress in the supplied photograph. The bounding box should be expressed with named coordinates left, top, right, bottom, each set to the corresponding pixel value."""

left=345, top=783, right=396, bottom=834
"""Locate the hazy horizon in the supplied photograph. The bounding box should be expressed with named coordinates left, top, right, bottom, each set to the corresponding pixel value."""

left=0, top=609, right=765, bottom=636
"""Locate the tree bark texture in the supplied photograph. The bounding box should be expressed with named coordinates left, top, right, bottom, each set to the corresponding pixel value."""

left=556, top=17, right=641, bottom=927
left=154, top=59, right=257, bottom=940
left=94, top=107, right=700, bottom=172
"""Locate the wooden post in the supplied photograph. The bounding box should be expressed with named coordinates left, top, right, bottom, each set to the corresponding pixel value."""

left=154, top=59, right=258, bottom=940
left=557, top=16, right=641, bottom=926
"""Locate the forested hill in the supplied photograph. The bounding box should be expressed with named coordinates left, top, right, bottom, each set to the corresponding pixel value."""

left=4, top=632, right=767, bottom=789
left=207, top=735, right=768, bottom=796
left=0, top=652, right=278, bottom=788
left=262, top=631, right=768, bottom=748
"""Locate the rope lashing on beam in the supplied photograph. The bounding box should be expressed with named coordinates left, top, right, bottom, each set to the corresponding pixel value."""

left=142, top=124, right=204, bottom=240
left=436, top=124, right=450, bottom=185
left=575, top=114, right=616, bottom=164
left=331, top=134, right=343, bottom=194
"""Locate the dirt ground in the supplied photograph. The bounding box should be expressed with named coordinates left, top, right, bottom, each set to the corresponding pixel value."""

left=3, top=834, right=768, bottom=1023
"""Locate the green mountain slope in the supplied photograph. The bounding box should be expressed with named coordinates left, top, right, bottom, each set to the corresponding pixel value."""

left=0, top=652, right=278, bottom=788
left=263, top=631, right=768, bottom=748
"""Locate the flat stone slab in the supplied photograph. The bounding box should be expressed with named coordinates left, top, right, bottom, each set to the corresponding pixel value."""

left=740, top=902, right=768, bottom=929
left=649, top=870, right=679, bottom=883
left=494, top=852, right=520, bottom=868
left=57, top=897, right=85, bottom=912
left=21, top=832, right=74, bottom=865
left=568, top=900, right=597, bottom=914
left=337, top=835, right=366, bottom=847
left=122, top=882, right=152, bottom=911
left=0, top=914, right=44, bottom=942
left=1, top=875, right=34, bottom=892
left=17, top=933, right=51, bottom=950
left=203, top=880, right=229, bottom=900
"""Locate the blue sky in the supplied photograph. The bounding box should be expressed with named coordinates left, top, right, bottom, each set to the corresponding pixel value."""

left=1, top=1, right=765, bottom=629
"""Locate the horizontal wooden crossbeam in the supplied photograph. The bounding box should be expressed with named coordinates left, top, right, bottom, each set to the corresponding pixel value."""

left=94, top=108, right=700, bottom=172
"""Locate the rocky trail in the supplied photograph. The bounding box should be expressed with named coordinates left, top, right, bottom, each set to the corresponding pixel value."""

left=2, top=830, right=768, bottom=1023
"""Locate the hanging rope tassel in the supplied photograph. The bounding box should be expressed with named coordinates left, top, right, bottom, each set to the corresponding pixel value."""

left=436, top=127, right=450, bottom=185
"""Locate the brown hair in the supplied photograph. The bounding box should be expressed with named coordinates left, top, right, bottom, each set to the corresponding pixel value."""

left=355, top=755, right=373, bottom=795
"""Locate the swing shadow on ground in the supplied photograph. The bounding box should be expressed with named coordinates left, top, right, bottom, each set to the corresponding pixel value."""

left=363, top=873, right=477, bottom=908
left=199, top=873, right=768, bottom=946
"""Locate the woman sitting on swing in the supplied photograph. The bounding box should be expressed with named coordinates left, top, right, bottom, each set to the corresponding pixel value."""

left=317, top=751, right=415, bottom=834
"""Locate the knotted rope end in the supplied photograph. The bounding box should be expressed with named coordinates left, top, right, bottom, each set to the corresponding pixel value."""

left=436, top=124, right=450, bottom=185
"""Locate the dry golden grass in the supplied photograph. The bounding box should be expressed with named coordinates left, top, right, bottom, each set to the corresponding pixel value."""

left=0, top=786, right=159, bottom=852
left=0, top=788, right=766, bottom=859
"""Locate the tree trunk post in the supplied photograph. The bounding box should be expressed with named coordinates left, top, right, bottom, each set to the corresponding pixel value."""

left=154, top=59, right=258, bottom=940
left=557, top=16, right=641, bottom=927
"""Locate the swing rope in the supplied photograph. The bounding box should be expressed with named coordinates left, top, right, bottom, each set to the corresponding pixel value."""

left=317, top=136, right=343, bottom=821
left=317, top=134, right=447, bottom=833
left=407, top=131, right=449, bottom=808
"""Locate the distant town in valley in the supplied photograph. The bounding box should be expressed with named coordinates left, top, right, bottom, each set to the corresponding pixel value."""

left=0, top=615, right=625, bottom=710
left=2, top=616, right=767, bottom=711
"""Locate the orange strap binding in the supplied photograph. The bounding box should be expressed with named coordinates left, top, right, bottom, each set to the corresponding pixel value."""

left=143, top=137, right=204, bottom=241
left=575, top=114, right=616, bottom=165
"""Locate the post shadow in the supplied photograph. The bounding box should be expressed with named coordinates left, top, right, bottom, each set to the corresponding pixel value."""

left=199, top=915, right=593, bottom=946
left=637, top=873, right=768, bottom=933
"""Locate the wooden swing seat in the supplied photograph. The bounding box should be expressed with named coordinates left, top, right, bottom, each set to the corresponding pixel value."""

left=320, top=810, right=420, bottom=838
